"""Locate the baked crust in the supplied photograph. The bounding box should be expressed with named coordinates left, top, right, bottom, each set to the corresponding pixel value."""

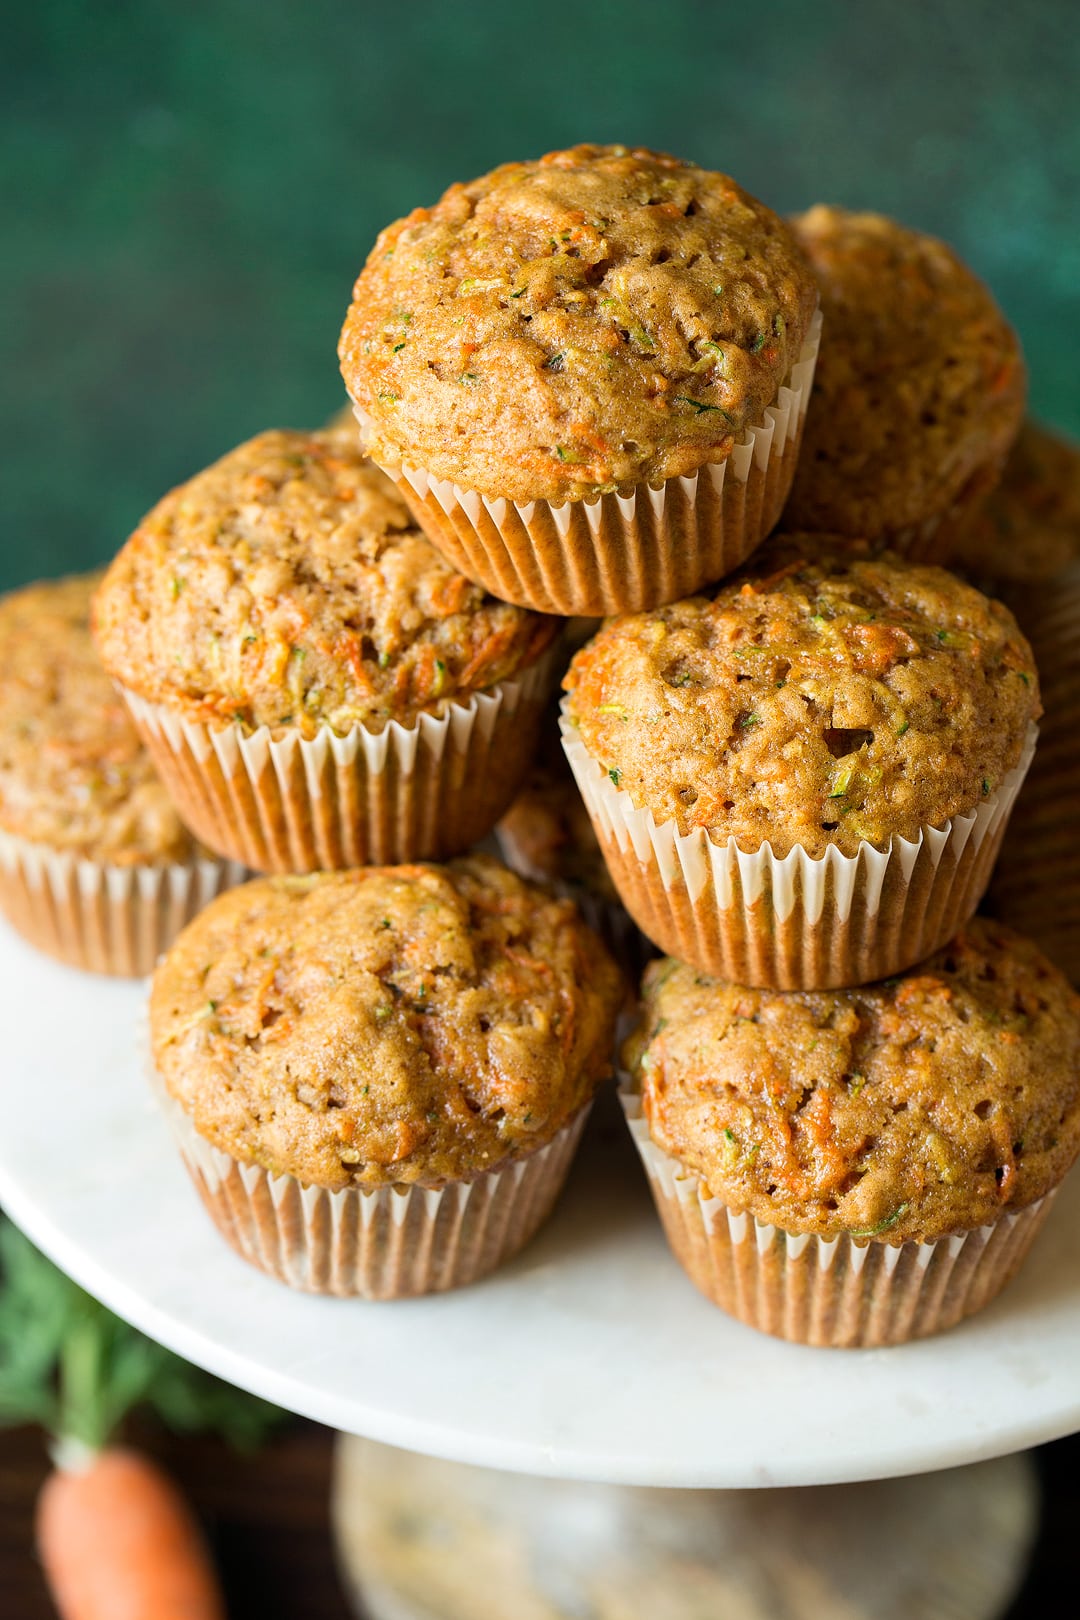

left=784, top=207, right=1025, bottom=538
left=339, top=144, right=817, bottom=502
left=150, top=855, right=623, bottom=1190
left=0, top=572, right=197, bottom=864
left=92, top=430, right=557, bottom=737
left=625, top=919, right=1080, bottom=1243
left=563, top=537, right=1040, bottom=858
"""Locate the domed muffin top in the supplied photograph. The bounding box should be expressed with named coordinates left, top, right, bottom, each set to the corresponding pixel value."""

left=0, top=572, right=197, bottom=864
left=339, top=144, right=818, bottom=503
left=625, top=919, right=1080, bottom=1244
left=783, top=206, right=1025, bottom=539
left=92, top=430, right=557, bottom=738
left=563, top=538, right=1039, bottom=858
left=150, top=855, right=623, bottom=1190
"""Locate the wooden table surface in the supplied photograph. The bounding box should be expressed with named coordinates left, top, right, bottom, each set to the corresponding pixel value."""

left=1, top=1420, right=1076, bottom=1617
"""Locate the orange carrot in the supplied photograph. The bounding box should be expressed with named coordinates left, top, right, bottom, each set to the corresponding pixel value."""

left=36, top=1446, right=225, bottom=1620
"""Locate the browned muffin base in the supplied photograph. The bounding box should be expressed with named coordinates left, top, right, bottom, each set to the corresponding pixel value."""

left=165, top=1089, right=587, bottom=1299
left=637, top=1130, right=1053, bottom=1348
left=384, top=378, right=810, bottom=615
left=123, top=648, right=554, bottom=873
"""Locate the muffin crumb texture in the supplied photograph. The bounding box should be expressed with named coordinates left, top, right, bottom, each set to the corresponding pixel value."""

left=564, top=539, right=1040, bottom=857
left=626, top=920, right=1080, bottom=1245
left=150, top=855, right=622, bottom=1189
left=784, top=206, right=1025, bottom=538
left=92, top=430, right=556, bottom=737
left=0, top=573, right=197, bottom=864
left=339, top=144, right=817, bottom=502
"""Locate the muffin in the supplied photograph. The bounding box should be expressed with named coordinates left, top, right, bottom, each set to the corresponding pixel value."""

left=0, top=573, right=240, bottom=975
left=947, top=419, right=1080, bottom=589
left=988, top=564, right=1080, bottom=982
left=783, top=207, right=1026, bottom=556
left=562, top=538, right=1040, bottom=988
left=149, top=855, right=623, bottom=1297
left=339, top=144, right=821, bottom=615
left=495, top=714, right=650, bottom=976
left=622, top=920, right=1080, bottom=1347
left=93, top=430, right=560, bottom=873
left=324, top=400, right=361, bottom=438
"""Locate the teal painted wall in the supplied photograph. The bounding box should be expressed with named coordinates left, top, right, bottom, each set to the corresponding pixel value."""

left=4, top=0, right=1078, bottom=589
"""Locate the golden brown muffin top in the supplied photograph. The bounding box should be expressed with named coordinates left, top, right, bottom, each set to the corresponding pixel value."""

left=496, top=718, right=618, bottom=902
left=0, top=573, right=198, bottom=865
left=150, top=855, right=623, bottom=1190
left=625, top=920, right=1080, bottom=1244
left=563, top=538, right=1040, bottom=859
left=947, top=420, right=1080, bottom=586
left=92, top=430, right=558, bottom=738
left=339, top=144, right=818, bottom=503
left=783, top=207, right=1026, bottom=538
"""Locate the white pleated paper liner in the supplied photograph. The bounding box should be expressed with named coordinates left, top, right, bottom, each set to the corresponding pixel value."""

left=561, top=706, right=1037, bottom=990
left=0, top=827, right=243, bottom=977
left=990, top=569, right=1080, bottom=983
left=119, top=645, right=559, bottom=875
left=154, top=1080, right=590, bottom=1300
left=619, top=1083, right=1055, bottom=1349
left=350, top=310, right=822, bottom=618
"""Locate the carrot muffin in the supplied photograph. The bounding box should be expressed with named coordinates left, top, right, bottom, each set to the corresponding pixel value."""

left=622, top=919, right=1080, bottom=1345
left=93, top=429, right=560, bottom=873
left=324, top=400, right=361, bottom=438
left=561, top=539, right=1040, bottom=987
left=150, top=854, right=623, bottom=1296
left=497, top=721, right=619, bottom=902
left=783, top=207, right=1025, bottom=555
left=495, top=714, right=652, bottom=976
left=339, top=143, right=821, bottom=614
left=947, top=419, right=1080, bottom=588
left=0, top=573, right=238, bottom=975
left=988, top=563, right=1080, bottom=983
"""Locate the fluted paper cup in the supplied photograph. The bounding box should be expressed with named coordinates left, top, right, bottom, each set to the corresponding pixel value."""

left=350, top=311, right=821, bottom=617
left=118, top=648, right=559, bottom=875
left=155, top=1083, right=589, bottom=1299
left=990, top=570, right=1080, bottom=981
left=561, top=707, right=1036, bottom=990
left=0, top=829, right=243, bottom=977
left=621, top=1085, right=1054, bottom=1348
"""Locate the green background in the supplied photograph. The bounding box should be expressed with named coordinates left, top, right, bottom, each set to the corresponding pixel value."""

left=4, top=0, right=1078, bottom=591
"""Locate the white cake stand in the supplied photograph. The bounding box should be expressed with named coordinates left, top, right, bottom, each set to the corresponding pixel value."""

left=1, top=923, right=1077, bottom=1489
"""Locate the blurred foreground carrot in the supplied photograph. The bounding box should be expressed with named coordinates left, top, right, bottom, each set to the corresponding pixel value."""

left=37, top=1446, right=224, bottom=1620
left=0, top=1217, right=284, bottom=1619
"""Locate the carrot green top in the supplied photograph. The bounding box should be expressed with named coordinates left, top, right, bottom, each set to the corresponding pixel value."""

left=92, top=431, right=558, bottom=738
left=563, top=537, right=1040, bottom=858
left=339, top=144, right=817, bottom=503
left=625, top=920, right=1080, bottom=1244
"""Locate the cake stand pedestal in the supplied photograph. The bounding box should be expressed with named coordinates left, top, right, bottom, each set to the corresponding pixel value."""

left=331, top=1439, right=1038, bottom=1620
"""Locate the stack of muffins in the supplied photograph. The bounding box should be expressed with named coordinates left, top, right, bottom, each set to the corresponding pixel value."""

left=3, top=144, right=1079, bottom=1345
